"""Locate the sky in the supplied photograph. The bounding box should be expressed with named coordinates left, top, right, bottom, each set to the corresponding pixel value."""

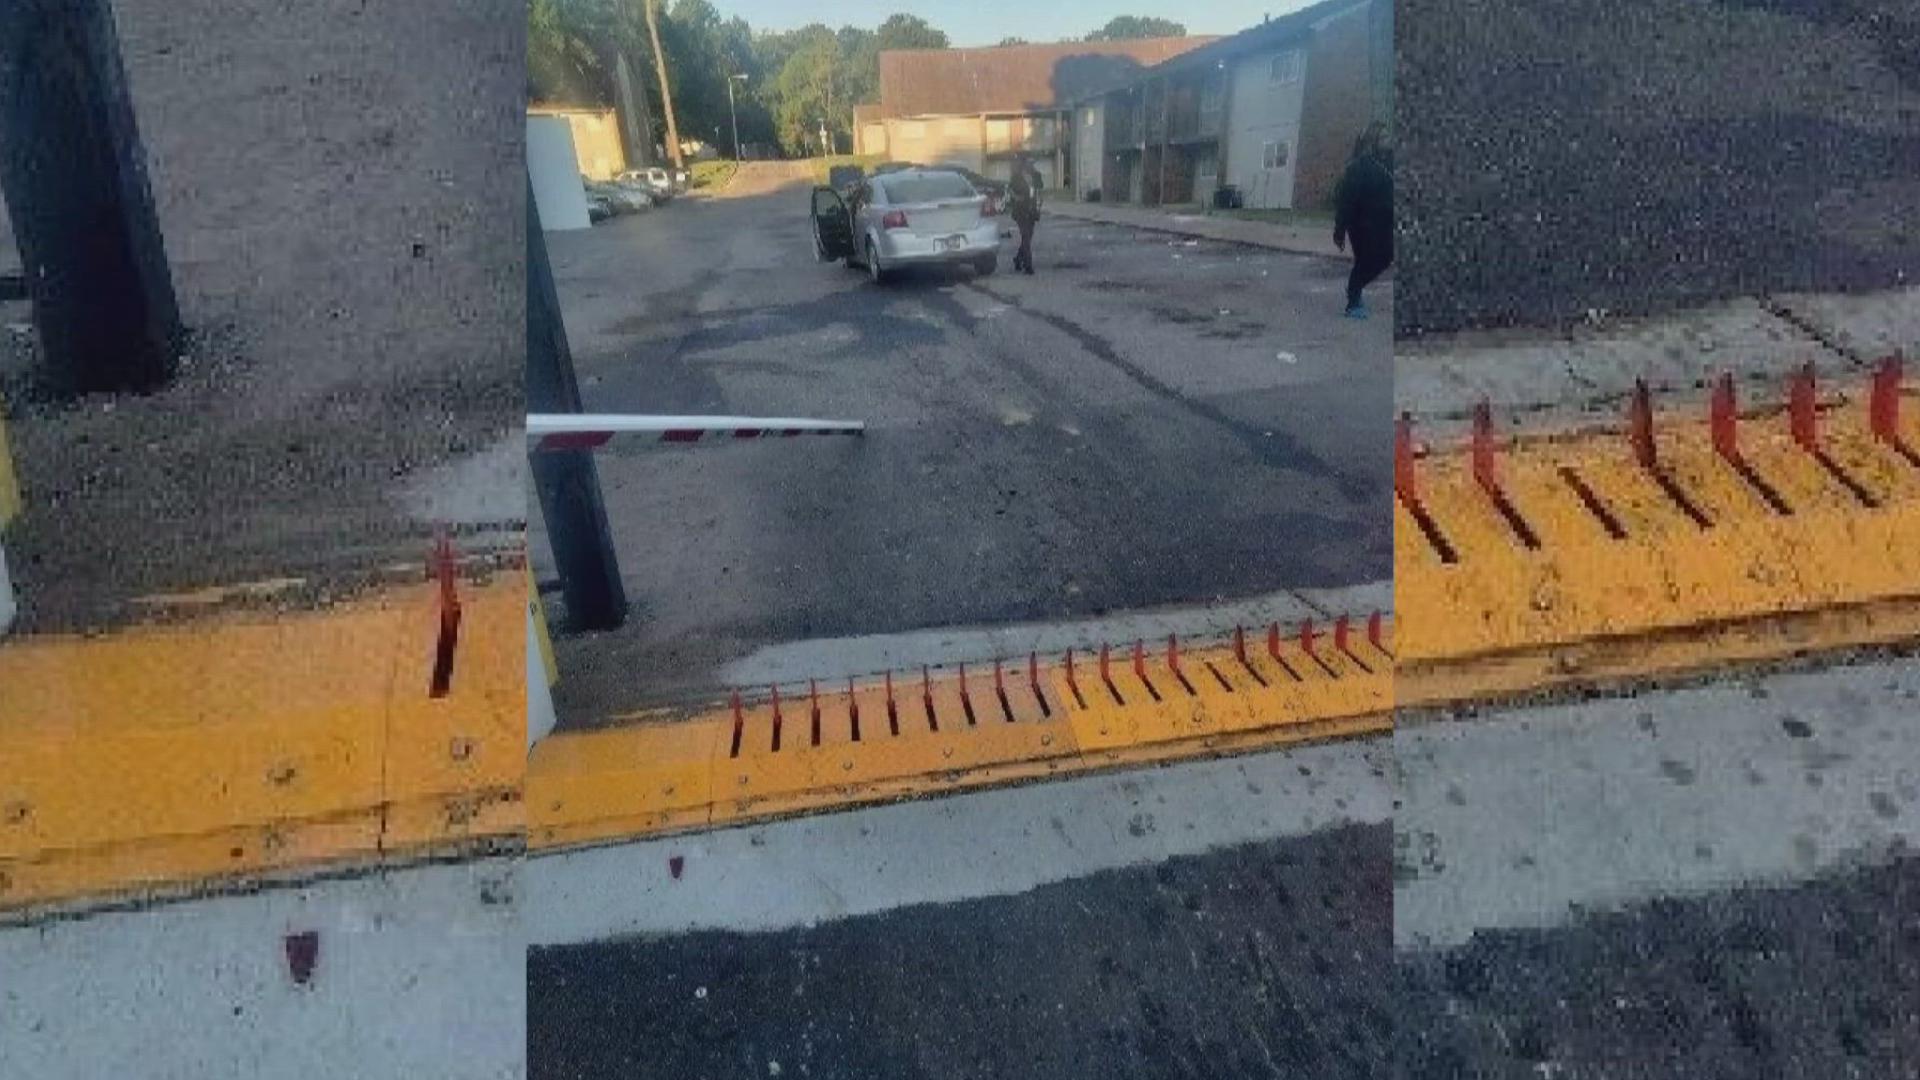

left=707, top=0, right=1308, bottom=48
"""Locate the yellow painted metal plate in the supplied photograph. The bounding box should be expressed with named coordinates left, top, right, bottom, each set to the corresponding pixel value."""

left=0, top=574, right=525, bottom=913
left=1400, top=379, right=1920, bottom=707
left=527, top=619, right=1394, bottom=852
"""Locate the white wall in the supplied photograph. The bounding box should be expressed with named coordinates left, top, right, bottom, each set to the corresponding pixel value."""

left=527, top=116, right=590, bottom=231
left=1224, top=47, right=1309, bottom=209
left=1073, top=104, right=1105, bottom=199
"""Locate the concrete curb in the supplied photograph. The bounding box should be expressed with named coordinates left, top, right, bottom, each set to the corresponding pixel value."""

left=1046, top=202, right=1344, bottom=259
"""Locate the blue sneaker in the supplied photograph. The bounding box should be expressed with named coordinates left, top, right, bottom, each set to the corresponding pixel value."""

left=1345, top=303, right=1370, bottom=320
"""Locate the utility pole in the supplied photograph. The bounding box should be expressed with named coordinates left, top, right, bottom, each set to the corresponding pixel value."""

left=727, top=73, right=747, bottom=161
left=0, top=0, right=182, bottom=396
left=526, top=177, right=626, bottom=632
left=642, top=0, right=684, bottom=170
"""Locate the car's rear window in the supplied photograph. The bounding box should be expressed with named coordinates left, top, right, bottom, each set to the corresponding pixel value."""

left=881, top=173, right=976, bottom=203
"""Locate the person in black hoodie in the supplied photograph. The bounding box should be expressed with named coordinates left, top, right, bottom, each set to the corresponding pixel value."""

left=1332, top=123, right=1394, bottom=319
left=1008, top=154, right=1042, bottom=275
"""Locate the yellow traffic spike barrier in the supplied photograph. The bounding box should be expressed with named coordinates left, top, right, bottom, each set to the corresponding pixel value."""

left=527, top=614, right=1392, bottom=851
left=1397, top=357, right=1920, bottom=709
left=0, top=550, right=526, bottom=914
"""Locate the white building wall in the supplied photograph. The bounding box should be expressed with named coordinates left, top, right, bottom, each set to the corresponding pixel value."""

left=527, top=116, right=591, bottom=231
left=1224, top=47, right=1309, bottom=209
left=1073, top=104, right=1105, bottom=199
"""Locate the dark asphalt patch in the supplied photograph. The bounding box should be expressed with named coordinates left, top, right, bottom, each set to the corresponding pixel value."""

left=1397, top=0, right=1920, bottom=337
left=960, top=281, right=1361, bottom=500
left=528, top=823, right=1392, bottom=1080
left=1398, top=857, right=1920, bottom=1078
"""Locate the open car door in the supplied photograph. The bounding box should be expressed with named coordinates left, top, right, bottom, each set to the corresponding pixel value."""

left=811, top=186, right=855, bottom=263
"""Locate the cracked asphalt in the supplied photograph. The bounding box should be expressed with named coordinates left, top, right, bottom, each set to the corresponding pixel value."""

left=533, top=167, right=1391, bottom=722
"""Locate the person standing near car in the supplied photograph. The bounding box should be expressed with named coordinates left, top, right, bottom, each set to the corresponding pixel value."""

left=1332, top=123, right=1394, bottom=319
left=1008, top=154, right=1043, bottom=275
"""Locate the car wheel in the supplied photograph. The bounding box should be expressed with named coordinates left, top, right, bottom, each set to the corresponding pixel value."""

left=866, top=238, right=890, bottom=285
left=812, top=216, right=833, bottom=263
left=974, top=254, right=998, bottom=277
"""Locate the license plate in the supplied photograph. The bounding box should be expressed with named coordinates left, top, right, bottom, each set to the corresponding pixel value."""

left=938, top=235, right=965, bottom=252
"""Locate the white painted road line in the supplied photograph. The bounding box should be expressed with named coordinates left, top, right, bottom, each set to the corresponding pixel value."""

left=527, top=735, right=1392, bottom=947
left=0, top=860, right=524, bottom=1080
left=1396, top=656, right=1920, bottom=950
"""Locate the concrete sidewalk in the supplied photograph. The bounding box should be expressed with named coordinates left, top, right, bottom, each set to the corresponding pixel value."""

left=1046, top=200, right=1343, bottom=259
left=1398, top=286, right=1920, bottom=438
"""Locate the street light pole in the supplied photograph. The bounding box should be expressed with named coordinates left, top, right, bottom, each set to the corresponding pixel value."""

left=727, top=73, right=747, bottom=161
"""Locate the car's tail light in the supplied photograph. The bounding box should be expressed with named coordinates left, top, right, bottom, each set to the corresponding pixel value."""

left=881, top=209, right=909, bottom=229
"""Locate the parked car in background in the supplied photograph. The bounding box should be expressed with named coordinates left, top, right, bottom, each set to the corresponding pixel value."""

left=616, top=168, right=676, bottom=201
left=811, top=167, right=1001, bottom=283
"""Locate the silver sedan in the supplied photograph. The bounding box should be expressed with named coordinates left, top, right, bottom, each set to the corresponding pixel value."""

left=812, top=168, right=1002, bottom=284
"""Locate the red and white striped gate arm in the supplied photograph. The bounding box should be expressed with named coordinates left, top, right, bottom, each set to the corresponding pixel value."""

left=528, top=413, right=866, bottom=451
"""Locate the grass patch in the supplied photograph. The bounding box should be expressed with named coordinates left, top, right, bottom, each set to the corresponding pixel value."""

left=689, top=160, right=739, bottom=190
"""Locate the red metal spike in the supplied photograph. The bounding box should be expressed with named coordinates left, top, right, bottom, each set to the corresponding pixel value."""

left=1299, top=619, right=1317, bottom=657
left=810, top=678, right=821, bottom=744
left=1233, top=626, right=1247, bottom=665
left=884, top=669, right=895, bottom=710
left=1394, top=411, right=1418, bottom=506
left=1028, top=651, right=1040, bottom=693
left=1166, top=633, right=1180, bottom=674
left=1870, top=354, right=1903, bottom=443
left=1065, top=648, right=1078, bottom=693
left=1788, top=363, right=1818, bottom=451
left=1266, top=622, right=1280, bottom=661
left=731, top=690, right=744, bottom=734
left=1709, top=372, right=1738, bottom=462
left=1627, top=379, right=1656, bottom=468
left=1367, top=611, right=1383, bottom=650
left=1470, top=400, right=1499, bottom=493
left=1132, top=640, right=1146, bottom=682
left=993, top=658, right=1005, bottom=695
left=770, top=685, right=783, bottom=745
left=847, top=677, right=859, bottom=734
left=1099, top=643, right=1111, bottom=684
left=1334, top=615, right=1351, bottom=654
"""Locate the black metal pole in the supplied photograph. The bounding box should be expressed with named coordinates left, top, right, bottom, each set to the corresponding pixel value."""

left=0, top=0, right=181, bottom=395
left=527, top=177, right=626, bottom=631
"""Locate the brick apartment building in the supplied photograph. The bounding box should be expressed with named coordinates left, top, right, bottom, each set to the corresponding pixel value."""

left=1070, top=0, right=1392, bottom=209
left=852, top=37, right=1216, bottom=189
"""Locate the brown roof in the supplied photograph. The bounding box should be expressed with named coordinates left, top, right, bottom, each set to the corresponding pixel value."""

left=877, top=37, right=1218, bottom=117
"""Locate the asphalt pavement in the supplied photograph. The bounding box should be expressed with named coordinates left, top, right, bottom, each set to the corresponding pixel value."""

left=526, top=735, right=1396, bottom=1080
left=0, top=0, right=523, bottom=631
left=533, top=165, right=1392, bottom=722
left=1397, top=0, right=1920, bottom=337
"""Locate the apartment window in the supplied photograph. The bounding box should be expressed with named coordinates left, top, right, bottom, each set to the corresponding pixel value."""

left=1263, top=140, right=1290, bottom=169
left=1269, top=51, right=1302, bottom=85
left=1084, top=109, right=1096, bottom=127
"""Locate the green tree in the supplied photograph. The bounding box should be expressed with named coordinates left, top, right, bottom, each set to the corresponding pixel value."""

left=997, top=37, right=1030, bottom=47
left=874, top=13, right=949, bottom=50
left=771, top=25, right=843, bottom=155
left=1085, top=15, right=1187, bottom=41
